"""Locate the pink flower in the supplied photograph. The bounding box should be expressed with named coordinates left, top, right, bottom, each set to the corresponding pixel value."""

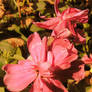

left=3, top=32, right=69, bottom=92
left=50, top=38, right=85, bottom=82
left=82, top=54, right=92, bottom=64
left=33, top=0, right=88, bottom=43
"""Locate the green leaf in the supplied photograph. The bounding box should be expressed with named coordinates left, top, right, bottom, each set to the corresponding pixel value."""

left=0, top=58, right=6, bottom=66
left=8, top=24, right=27, bottom=41
left=7, top=24, right=20, bottom=32
left=16, top=47, right=22, bottom=56
left=0, top=59, right=5, bottom=77
left=59, top=5, right=69, bottom=12
left=30, top=24, right=44, bottom=32
left=12, top=54, right=25, bottom=60
left=37, top=1, right=46, bottom=12
left=83, top=23, right=90, bottom=29
left=0, top=41, right=14, bottom=51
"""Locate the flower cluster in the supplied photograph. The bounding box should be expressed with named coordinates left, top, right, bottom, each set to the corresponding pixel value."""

left=2, top=0, right=91, bottom=92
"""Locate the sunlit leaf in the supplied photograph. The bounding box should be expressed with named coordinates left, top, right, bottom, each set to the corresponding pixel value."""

left=30, top=24, right=44, bottom=32
left=16, top=47, right=22, bottom=56
left=37, top=1, right=46, bottom=12
left=6, top=38, right=24, bottom=47
left=12, top=54, right=25, bottom=60
left=0, top=41, right=14, bottom=51
left=83, top=23, right=90, bottom=29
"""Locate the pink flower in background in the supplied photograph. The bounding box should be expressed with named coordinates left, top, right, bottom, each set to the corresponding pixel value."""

left=71, top=54, right=92, bottom=82
left=82, top=54, right=92, bottom=64
left=3, top=32, right=69, bottom=92
left=51, top=38, right=85, bottom=82
left=33, top=0, right=88, bottom=43
left=49, top=38, right=85, bottom=82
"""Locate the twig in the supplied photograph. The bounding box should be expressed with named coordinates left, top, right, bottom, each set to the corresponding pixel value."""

left=17, top=0, right=24, bottom=27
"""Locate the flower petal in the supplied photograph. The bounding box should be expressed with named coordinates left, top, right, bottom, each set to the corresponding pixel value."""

left=38, top=52, right=54, bottom=77
left=82, top=54, right=92, bottom=64
left=52, top=44, right=68, bottom=65
left=54, top=0, right=61, bottom=16
left=62, top=7, right=88, bottom=23
left=59, top=53, right=78, bottom=69
left=3, top=60, right=36, bottom=92
left=72, top=62, right=85, bottom=81
left=47, top=51, right=54, bottom=66
left=70, top=9, right=88, bottom=23
left=27, top=32, right=47, bottom=63
left=52, top=38, right=78, bottom=69
left=30, top=76, right=53, bottom=92
left=30, top=77, right=68, bottom=92
left=52, top=38, right=71, bottom=65
left=52, top=20, right=70, bottom=37
left=33, top=17, right=59, bottom=30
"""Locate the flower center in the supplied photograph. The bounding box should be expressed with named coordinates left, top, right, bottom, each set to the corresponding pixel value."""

left=34, top=65, right=54, bottom=79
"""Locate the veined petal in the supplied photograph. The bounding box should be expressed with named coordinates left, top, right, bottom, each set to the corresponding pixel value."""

left=27, top=32, right=47, bottom=63
left=3, top=60, right=37, bottom=92
left=59, top=53, right=78, bottom=69
left=62, top=7, right=88, bottom=23
left=47, top=51, right=54, bottom=66
left=53, top=20, right=68, bottom=36
left=52, top=38, right=78, bottom=69
left=52, top=44, right=68, bottom=65
left=30, top=77, right=68, bottom=92
left=39, top=51, right=54, bottom=75
left=70, top=9, right=89, bottom=23
left=33, top=17, right=59, bottom=30
left=52, top=38, right=71, bottom=49
left=54, top=0, right=61, bottom=16
left=30, top=76, right=53, bottom=92
left=52, top=38, right=70, bottom=65
left=39, top=51, right=54, bottom=77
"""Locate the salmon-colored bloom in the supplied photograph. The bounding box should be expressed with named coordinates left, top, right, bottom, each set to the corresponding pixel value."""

left=48, top=37, right=85, bottom=82
left=51, top=38, right=85, bottom=82
left=33, top=0, right=88, bottom=43
left=3, top=32, right=69, bottom=92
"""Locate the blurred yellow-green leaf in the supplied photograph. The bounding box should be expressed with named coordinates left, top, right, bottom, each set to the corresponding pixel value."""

left=0, top=87, right=5, bottom=92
